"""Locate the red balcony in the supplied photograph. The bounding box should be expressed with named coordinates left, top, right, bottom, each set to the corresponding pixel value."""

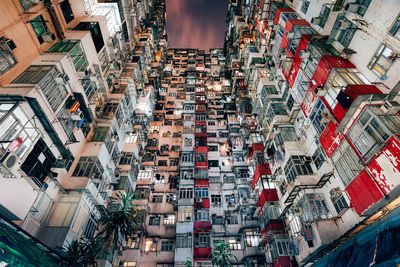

left=301, top=56, right=355, bottom=117
left=366, top=135, right=400, bottom=195
left=319, top=121, right=344, bottom=158
left=249, top=143, right=265, bottom=158
left=257, top=189, right=279, bottom=208
left=194, top=221, right=211, bottom=229
left=272, top=256, right=297, bottom=267
left=194, top=247, right=212, bottom=258
left=252, top=163, right=272, bottom=189
left=260, top=220, right=286, bottom=244
left=273, top=7, right=295, bottom=25
left=346, top=170, right=385, bottom=215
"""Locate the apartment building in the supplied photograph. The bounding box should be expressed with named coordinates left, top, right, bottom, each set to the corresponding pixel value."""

left=2, top=0, right=400, bottom=266
left=224, top=0, right=400, bottom=266
left=0, top=0, right=165, bottom=265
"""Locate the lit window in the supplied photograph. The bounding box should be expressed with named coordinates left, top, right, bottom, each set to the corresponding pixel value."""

left=245, top=231, right=260, bottom=247
left=121, top=262, right=137, bottom=267
left=368, top=43, right=398, bottom=76
left=163, top=214, right=175, bottom=226
left=144, top=240, right=157, bottom=252
left=178, top=206, right=193, bottom=222
left=228, top=238, right=242, bottom=250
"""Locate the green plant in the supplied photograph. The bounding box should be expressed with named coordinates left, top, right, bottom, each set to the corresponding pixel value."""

left=211, top=241, right=237, bottom=267
left=62, top=237, right=104, bottom=266
left=184, top=258, right=193, bottom=267
left=96, top=191, right=140, bottom=250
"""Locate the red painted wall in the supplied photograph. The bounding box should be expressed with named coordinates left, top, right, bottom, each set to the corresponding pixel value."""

left=366, top=135, right=400, bottom=195
left=346, top=170, right=385, bottom=215
left=320, top=121, right=344, bottom=158
left=257, top=189, right=279, bottom=207
left=252, top=163, right=272, bottom=189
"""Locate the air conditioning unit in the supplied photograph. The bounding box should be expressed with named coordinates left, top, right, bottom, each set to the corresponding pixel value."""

left=0, top=38, right=16, bottom=50
left=300, top=50, right=311, bottom=60
left=345, top=3, right=361, bottom=13
left=315, top=86, right=328, bottom=97
left=311, top=17, right=322, bottom=25
left=0, top=151, right=21, bottom=177
left=286, top=32, right=295, bottom=39
left=291, top=207, right=303, bottom=216
left=380, top=101, right=400, bottom=114
left=330, top=187, right=342, bottom=198
left=321, top=108, right=333, bottom=123
left=195, top=197, right=203, bottom=203
left=272, top=25, right=280, bottom=31
left=337, top=19, right=352, bottom=30
left=42, top=32, right=56, bottom=42
left=186, top=216, right=192, bottom=222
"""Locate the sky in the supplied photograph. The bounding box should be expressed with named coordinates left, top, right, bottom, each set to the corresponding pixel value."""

left=166, top=0, right=229, bottom=51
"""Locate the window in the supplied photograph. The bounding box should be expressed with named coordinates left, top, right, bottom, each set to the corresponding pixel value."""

left=195, top=153, right=207, bottom=163
left=121, top=262, right=137, bottom=267
left=228, top=238, right=241, bottom=250
left=30, top=15, right=49, bottom=44
left=124, top=234, right=141, bottom=249
left=176, top=233, right=192, bottom=248
left=207, top=132, right=217, bottom=138
left=195, top=169, right=208, bottom=179
left=389, top=13, right=400, bottom=39
left=60, top=0, right=74, bottom=24
left=309, top=99, right=328, bottom=136
left=312, top=146, right=326, bottom=170
left=195, top=188, right=208, bottom=199
left=161, top=240, right=174, bottom=251
left=178, top=206, right=193, bottom=222
left=119, top=152, right=135, bottom=165
left=194, top=233, right=210, bottom=248
left=179, top=187, right=193, bottom=199
left=300, top=0, right=310, bottom=14
left=163, top=215, right=175, bottom=226
left=195, top=209, right=209, bottom=222
left=170, top=158, right=180, bottom=166
left=272, top=237, right=291, bottom=256
left=245, top=231, right=260, bottom=247
left=226, top=213, right=238, bottom=224
left=138, top=169, right=153, bottom=180
left=73, top=157, right=104, bottom=180
left=235, top=168, right=249, bottom=179
left=211, top=195, right=222, bottom=206
left=284, top=156, right=313, bottom=184
left=152, top=195, right=163, bottom=203
left=0, top=41, right=17, bottom=75
left=348, top=108, right=392, bottom=159
left=368, top=43, right=398, bottom=76
left=134, top=188, right=150, bottom=199
left=182, top=153, right=194, bottom=162
left=184, top=138, right=193, bottom=147
left=208, top=145, right=218, bottom=152
left=299, top=193, right=332, bottom=223
left=330, top=189, right=348, bottom=215
left=0, top=104, right=41, bottom=158
left=149, top=215, right=161, bottom=226
left=144, top=240, right=157, bottom=252
left=158, top=160, right=168, bottom=166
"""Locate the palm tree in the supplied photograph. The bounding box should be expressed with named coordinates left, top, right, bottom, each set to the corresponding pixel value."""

left=96, top=191, right=140, bottom=250
left=62, top=237, right=104, bottom=266
left=62, top=240, right=84, bottom=266
left=211, top=241, right=237, bottom=267
left=184, top=258, right=193, bottom=267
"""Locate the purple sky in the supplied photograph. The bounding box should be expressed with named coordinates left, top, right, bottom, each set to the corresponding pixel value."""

left=166, top=0, right=229, bottom=51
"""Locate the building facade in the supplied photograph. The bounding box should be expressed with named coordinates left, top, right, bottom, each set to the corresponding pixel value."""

left=1, top=0, right=400, bottom=266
